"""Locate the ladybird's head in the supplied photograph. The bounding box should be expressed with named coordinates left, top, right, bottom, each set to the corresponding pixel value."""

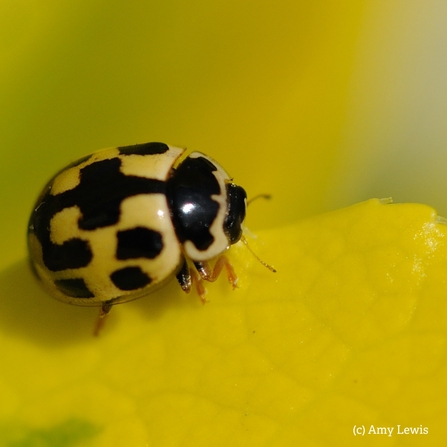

left=223, top=183, right=247, bottom=244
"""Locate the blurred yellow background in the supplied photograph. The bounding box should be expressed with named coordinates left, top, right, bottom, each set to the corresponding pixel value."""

left=3, top=1, right=447, bottom=269
left=2, top=0, right=362, bottom=267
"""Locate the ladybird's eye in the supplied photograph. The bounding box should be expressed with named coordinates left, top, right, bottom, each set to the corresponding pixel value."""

left=224, top=183, right=247, bottom=244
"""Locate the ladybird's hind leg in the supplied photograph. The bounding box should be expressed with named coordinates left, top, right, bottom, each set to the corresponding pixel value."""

left=193, top=255, right=238, bottom=289
left=93, top=301, right=113, bottom=336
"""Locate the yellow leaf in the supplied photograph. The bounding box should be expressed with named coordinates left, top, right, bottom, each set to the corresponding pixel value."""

left=1, top=198, right=446, bottom=446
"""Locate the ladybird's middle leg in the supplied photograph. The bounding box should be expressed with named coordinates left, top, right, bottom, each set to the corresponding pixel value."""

left=176, top=257, right=192, bottom=293
left=176, top=257, right=208, bottom=303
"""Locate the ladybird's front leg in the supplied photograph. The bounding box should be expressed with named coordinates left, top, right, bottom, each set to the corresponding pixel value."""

left=194, top=255, right=238, bottom=289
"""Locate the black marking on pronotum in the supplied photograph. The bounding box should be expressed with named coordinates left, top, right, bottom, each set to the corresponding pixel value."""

left=54, top=278, right=95, bottom=298
left=29, top=157, right=166, bottom=272
left=167, top=156, right=220, bottom=251
left=116, top=227, right=164, bottom=260
left=110, top=266, right=152, bottom=291
left=118, top=142, right=170, bottom=156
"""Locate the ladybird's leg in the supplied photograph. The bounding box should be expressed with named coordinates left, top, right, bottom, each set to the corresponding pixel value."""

left=176, top=256, right=192, bottom=294
left=176, top=257, right=207, bottom=303
left=190, top=268, right=208, bottom=304
left=93, top=300, right=113, bottom=337
left=194, top=255, right=238, bottom=289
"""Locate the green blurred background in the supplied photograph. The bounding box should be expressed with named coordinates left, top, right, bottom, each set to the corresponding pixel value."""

left=2, top=0, right=447, bottom=270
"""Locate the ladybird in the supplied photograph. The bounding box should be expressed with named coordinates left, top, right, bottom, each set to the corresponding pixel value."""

left=28, top=142, right=274, bottom=331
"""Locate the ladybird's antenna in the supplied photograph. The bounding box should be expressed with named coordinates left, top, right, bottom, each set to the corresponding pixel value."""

left=241, top=235, right=276, bottom=273
left=247, top=194, right=272, bottom=207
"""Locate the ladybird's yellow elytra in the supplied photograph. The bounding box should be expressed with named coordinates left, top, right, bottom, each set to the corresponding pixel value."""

left=28, top=142, right=249, bottom=317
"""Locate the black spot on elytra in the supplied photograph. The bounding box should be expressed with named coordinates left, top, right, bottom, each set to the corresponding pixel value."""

left=45, top=238, right=92, bottom=271
left=118, top=142, right=169, bottom=156
left=77, top=158, right=166, bottom=230
left=47, top=154, right=94, bottom=183
left=167, top=156, right=220, bottom=251
left=116, top=227, right=163, bottom=260
left=29, top=157, right=166, bottom=272
left=54, top=278, right=95, bottom=298
left=110, top=266, right=152, bottom=291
